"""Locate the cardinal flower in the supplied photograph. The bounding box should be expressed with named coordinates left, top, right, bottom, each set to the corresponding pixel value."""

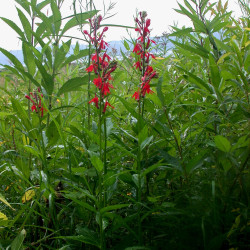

left=25, top=88, right=47, bottom=117
left=102, top=100, right=114, bottom=113
left=89, top=94, right=99, bottom=109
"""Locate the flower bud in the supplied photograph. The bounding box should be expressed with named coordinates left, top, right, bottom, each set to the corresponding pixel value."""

left=146, top=19, right=151, bottom=27
left=103, top=27, right=108, bottom=32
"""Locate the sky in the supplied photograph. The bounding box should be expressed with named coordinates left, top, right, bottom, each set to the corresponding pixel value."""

left=0, top=0, right=242, bottom=51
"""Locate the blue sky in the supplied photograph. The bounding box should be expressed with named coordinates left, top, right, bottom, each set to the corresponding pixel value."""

left=0, top=0, right=242, bottom=51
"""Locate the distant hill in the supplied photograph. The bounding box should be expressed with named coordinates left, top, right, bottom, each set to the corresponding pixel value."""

left=0, top=40, right=129, bottom=67
left=0, top=39, right=171, bottom=68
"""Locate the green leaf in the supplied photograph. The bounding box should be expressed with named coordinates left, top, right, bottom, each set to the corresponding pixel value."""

left=16, top=7, right=32, bottom=42
left=57, top=232, right=100, bottom=248
left=61, top=49, right=89, bottom=68
left=15, top=0, right=31, bottom=14
left=57, top=76, right=88, bottom=96
left=24, top=145, right=41, bottom=159
left=175, top=3, right=206, bottom=32
left=123, top=40, right=130, bottom=50
left=0, top=48, right=25, bottom=73
left=209, top=53, right=221, bottom=89
left=176, top=66, right=212, bottom=93
left=0, top=17, right=25, bottom=40
left=34, top=59, right=54, bottom=95
left=184, top=0, right=196, bottom=14
left=64, top=194, right=96, bottom=213
left=54, top=40, right=72, bottom=71
left=90, top=155, right=103, bottom=172
left=11, top=229, right=26, bottom=250
left=22, top=43, right=36, bottom=76
left=171, top=39, right=209, bottom=59
left=46, top=113, right=61, bottom=146
left=169, top=27, right=193, bottom=37
left=50, top=0, right=61, bottom=35
left=36, top=0, right=50, bottom=11
left=60, top=10, right=98, bottom=37
left=11, top=98, right=32, bottom=132
left=231, top=39, right=243, bottom=67
left=142, top=162, right=165, bottom=177
left=214, top=135, right=231, bottom=153
left=100, top=204, right=129, bottom=214
left=115, top=95, right=138, bottom=118
left=156, top=76, right=165, bottom=105
left=140, top=136, right=153, bottom=151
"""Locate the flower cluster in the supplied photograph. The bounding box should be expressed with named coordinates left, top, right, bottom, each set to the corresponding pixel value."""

left=25, top=88, right=47, bottom=117
left=132, top=11, right=157, bottom=101
left=84, top=15, right=117, bottom=113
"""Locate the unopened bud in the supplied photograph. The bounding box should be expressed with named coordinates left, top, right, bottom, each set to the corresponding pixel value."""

left=146, top=19, right=151, bottom=27
left=83, top=30, right=89, bottom=35
left=103, top=27, right=108, bottom=32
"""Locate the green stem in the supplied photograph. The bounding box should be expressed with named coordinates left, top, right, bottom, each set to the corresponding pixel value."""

left=163, top=107, right=188, bottom=181
left=103, top=117, right=107, bottom=207
left=137, top=98, right=142, bottom=246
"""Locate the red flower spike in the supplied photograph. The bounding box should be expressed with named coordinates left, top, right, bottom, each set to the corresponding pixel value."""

left=85, top=14, right=117, bottom=109
left=131, top=11, right=157, bottom=100
left=25, top=89, right=47, bottom=117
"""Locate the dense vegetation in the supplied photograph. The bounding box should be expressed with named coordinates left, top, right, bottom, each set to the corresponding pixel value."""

left=0, top=0, right=249, bottom=249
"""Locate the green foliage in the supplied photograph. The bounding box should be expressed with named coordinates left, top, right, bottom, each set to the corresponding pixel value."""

left=0, top=0, right=249, bottom=249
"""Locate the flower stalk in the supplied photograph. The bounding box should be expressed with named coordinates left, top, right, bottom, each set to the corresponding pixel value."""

left=84, top=14, right=117, bottom=249
left=131, top=11, right=157, bottom=246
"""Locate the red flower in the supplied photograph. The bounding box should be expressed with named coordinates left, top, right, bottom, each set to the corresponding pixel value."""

left=141, top=82, right=154, bottom=96
left=25, top=89, right=47, bottom=117
left=134, top=61, right=142, bottom=70
left=102, top=82, right=114, bottom=96
left=89, top=94, right=99, bottom=109
left=92, top=53, right=102, bottom=63
left=93, top=77, right=103, bottom=89
left=86, top=64, right=94, bottom=72
left=103, top=100, right=114, bottom=113
left=132, top=90, right=140, bottom=101
left=133, top=43, right=142, bottom=55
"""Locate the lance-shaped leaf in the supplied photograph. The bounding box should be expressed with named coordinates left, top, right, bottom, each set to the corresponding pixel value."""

left=176, top=66, right=213, bottom=93
left=0, top=48, right=25, bottom=72
left=170, top=40, right=209, bottom=59
left=90, top=155, right=103, bottom=173
left=60, top=10, right=98, bottom=37
left=61, top=49, right=89, bottom=68
left=22, top=42, right=36, bottom=76
left=15, top=0, right=31, bottom=15
left=209, top=53, right=221, bottom=89
left=57, top=76, right=88, bottom=96
left=175, top=3, right=206, bottom=33
left=32, top=31, right=52, bottom=67
left=169, top=27, right=193, bottom=37
left=11, top=229, right=26, bottom=250
left=54, top=40, right=72, bottom=71
left=11, top=98, right=33, bottom=133
left=16, top=7, right=32, bottom=43
left=100, top=204, right=130, bottom=214
left=34, top=59, right=54, bottom=95
left=0, top=17, right=25, bottom=40
left=50, top=0, right=61, bottom=35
